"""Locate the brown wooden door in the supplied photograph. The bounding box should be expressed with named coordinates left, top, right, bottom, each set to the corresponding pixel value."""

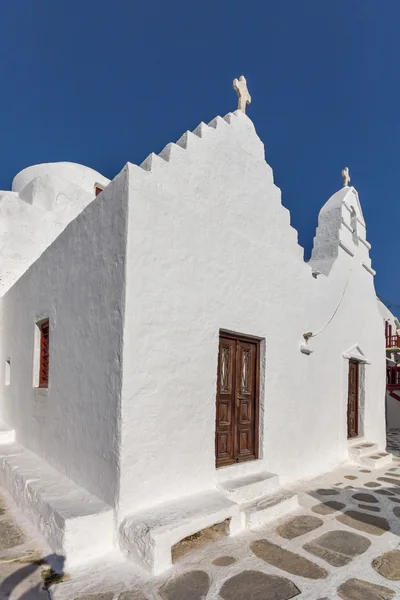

left=215, top=333, right=260, bottom=467
left=347, top=360, right=359, bottom=439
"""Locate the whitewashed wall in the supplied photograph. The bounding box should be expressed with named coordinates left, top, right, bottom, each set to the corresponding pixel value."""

left=0, top=162, right=110, bottom=296
left=118, top=111, right=386, bottom=518
left=0, top=111, right=387, bottom=526
left=0, top=169, right=127, bottom=506
left=378, top=298, right=399, bottom=331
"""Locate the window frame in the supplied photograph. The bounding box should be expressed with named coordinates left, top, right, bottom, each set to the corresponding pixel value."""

left=94, top=183, right=104, bottom=197
left=37, top=319, right=50, bottom=389
left=5, top=359, right=10, bottom=386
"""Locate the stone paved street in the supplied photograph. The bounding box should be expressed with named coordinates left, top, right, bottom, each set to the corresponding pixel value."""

left=0, top=490, right=50, bottom=600
left=387, top=429, right=400, bottom=457
left=5, top=455, right=400, bottom=599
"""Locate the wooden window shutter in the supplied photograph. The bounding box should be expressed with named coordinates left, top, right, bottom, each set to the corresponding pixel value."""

left=39, top=320, right=50, bottom=388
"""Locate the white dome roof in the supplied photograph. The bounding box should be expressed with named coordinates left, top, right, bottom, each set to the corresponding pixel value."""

left=12, top=162, right=110, bottom=195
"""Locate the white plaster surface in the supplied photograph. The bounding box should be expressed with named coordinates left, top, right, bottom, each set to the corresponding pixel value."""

left=0, top=161, right=110, bottom=295
left=0, top=420, right=15, bottom=444
left=0, top=168, right=127, bottom=507
left=348, top=441, right=379, bottom=458
left=119, top=110, right=386, bottom=524
left=0, top=442, right=113, bottom=568
left=12, top=162, right=110, bottom=196
left=379, top=299, right=399, bottom=327
left=219, top=472, right=280, bottom=503
left=0, top=109, right=388, bottom=572
left=244, top=489, right=299, bottom=529
left=120, top=491, right=241, bottom=575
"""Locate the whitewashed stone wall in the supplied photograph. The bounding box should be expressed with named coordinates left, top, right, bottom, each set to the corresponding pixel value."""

left=378, top=298, right=399, bottom=332
left=0, top=162, right=110, bottom=296
left=0, top=169, right=126, bottom=506
left=0, top=110, right=387, bottom=537
left=118, top=111, right=386, bottom=518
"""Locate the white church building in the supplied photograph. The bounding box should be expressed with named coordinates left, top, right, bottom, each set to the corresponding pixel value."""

left=0, top=78, right=388, bottom=575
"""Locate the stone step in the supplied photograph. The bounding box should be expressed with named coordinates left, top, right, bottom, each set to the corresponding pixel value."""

left=0, top=422, right=15, bottom=445
left=356, top=452, right=393, bottom=469
left=242, top=489, right=299, bottom=529
left=348, top=442, right=379, bottom=459
left=219, top=472, right=280, bottom=504
left=119, top=490, right=243, bottom=575
left=0, top=442, right=114, bottom=568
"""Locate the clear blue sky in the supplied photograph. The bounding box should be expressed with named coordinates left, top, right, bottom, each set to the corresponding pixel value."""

left=1, top=1, right=399, bottom=314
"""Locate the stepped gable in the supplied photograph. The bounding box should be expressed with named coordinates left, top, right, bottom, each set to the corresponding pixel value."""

left=0, top=115, right=376, bottom=298
left=131, top=112, right=378, bottom=283
left=132, top=110, right=304, bottom=261
left=138, top=110, right=265, bottom=174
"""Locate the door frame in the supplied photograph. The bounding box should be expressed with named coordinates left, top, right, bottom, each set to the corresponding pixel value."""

left=216, top=330, right=261, bottom=467
left=342, top=346, right=369, bottom=442
left=347, top=359, right=360, bottom=439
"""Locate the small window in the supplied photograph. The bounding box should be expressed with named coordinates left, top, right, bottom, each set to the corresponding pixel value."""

left=38, top=320, right=50, bottom=388
left=5, top=359, right=10, bottom=386
left=94, top=184, right=104, bottom=197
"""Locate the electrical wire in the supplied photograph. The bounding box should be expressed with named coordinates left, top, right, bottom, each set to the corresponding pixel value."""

left=310, top=267, right=352, bottom=338
left=377, top=294, right=400, bottom=310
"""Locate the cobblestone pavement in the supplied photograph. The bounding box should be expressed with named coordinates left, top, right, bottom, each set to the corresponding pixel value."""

left=4, top=456, right=400, bottom=599
left=387, top=429, right=400, bottom=457
left=0, top=490, right=50, bottom=600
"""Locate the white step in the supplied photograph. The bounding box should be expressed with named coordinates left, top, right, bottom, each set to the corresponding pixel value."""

left=0, top=422, right=15, bottom=444
left=119, top=490, right=243, bottom=575
left=243, top=489, right=299, bottom=529
left=348, top=442, right=378, bottom=459
left=356, top=452, right=393, bottom=469
left=219, top=471, right=280, bottom=504
left=0, top=442, right=114, bottom=568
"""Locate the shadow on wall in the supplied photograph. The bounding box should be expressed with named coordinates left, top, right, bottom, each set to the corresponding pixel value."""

left=0, top=554, right=65, bottom=600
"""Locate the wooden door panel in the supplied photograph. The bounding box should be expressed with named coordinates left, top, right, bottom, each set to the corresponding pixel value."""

left=216, top=333, right=260, bottom=467
left=238, top=430, right=254, bottom=458
left=216, top=431, right=233, bottom=463
left=235, top=340, right=257, bottom=463
left=239, top=431, right=250, bottom=451
left=347, top=360, right=359, bottom=439
left=219, top=342, right=234, bottom=395
left=218, top=400, right=232, bottom=426
left=215, top=337, right=236, bottom=467
left=238, top=399, right=252, bottom=424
